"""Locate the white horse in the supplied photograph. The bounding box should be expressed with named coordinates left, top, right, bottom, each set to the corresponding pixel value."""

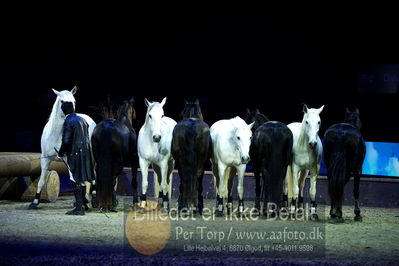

left=284, top=104, right=324, bottom=219
left=28, top=86, right=96, bottom=209
left=210, top=116, right=254, bottom=216
left=137, top=97, right=176, bottom=212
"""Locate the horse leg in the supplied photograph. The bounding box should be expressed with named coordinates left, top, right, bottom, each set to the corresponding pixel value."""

left=283, top=165, right=292, bottom=208
left=215, top=162, right=227, bottom=216
left=290, top=164, right=300, bottom=218
left=237, top=165, right=246, bottom=217
left=197, top=171, right=205, bottom=215
left=159, top=161, right=170, bottom=214
left=297, top=170, right=307, bottom=209
left=309, top=165, right=320, bottom=220
left=226, top=167, right=236, bottom=215
left=139, top=158, right=150, bottom=209
left=110, top=176, right=118, bottom=212
left=153, top=165, right=164, bottom=206
left=28, top=157, right=51, bottom=209
left=131, top=157, right=139, bottom=205
left=167, top=159, right=174, bottom=203
left=353, top=171, right=362, bottom=222
left=254, top=167, right=262, bottom=215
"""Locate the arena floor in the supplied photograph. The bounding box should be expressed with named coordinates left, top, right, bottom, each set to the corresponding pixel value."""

left=0, top=196, right=398, bottom=265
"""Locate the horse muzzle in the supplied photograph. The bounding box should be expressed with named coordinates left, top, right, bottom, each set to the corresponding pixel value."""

left=308, top=141, right=317, bottom=150
left=153, top=135, right=161, bottom=143
left=241, top=155, right=250, bottom=164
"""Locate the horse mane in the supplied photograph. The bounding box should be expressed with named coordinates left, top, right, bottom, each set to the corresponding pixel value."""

left=180, top=100, right=203, bottom=120
left=47, top=96, right=62, bottom=128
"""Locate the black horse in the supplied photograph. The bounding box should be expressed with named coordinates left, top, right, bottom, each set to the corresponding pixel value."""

left=245, top=109, right=293, bottom=217
left=172, top=100, right=211, bottom=215
left=91, top=98, right=139, bottom=212
left=323, top=108, right=366, bottom=222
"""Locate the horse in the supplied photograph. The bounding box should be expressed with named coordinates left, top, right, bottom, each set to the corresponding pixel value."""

left=323, top=108, right=366, bottom=222
left=91, top=98, right=138, bottom=212
left=137, top=97, right=177, bottom=213
left=284, top=104, right=324, bottom=220
left=210, top=116, right=254, bottom=216
left=245, top=109, right=293, bottom=217
left=244, top=109, right=269, bottom=132
left=172, top=100, right=211, bottom=215
left=29, top=86, right=96, bottom=209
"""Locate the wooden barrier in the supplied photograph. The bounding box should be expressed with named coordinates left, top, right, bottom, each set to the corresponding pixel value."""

left=0, top=153, right=67, bottom=202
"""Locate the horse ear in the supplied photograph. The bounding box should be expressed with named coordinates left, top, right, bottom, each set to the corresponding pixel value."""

left=144, top=98, right=151, bottom=107
left=70, top=86, right=77, bottom=95
left=255, top=108, right=260, bottom=114
left=355, top=108, right=359, bottom=114
left=346, top=107, right=351, bottom=114
left=248, top=121, right=255, bottom=129
left=160, top=97, right=167, bottom=107
left=52, top=88, right=61, bottom=97
left=303, top=104, right=308, bottom=113
left=129, top=97, right=135, bottom=105
left=195, top=99, right=199, bottom=105
left=318, top=105, right=325, bottom=114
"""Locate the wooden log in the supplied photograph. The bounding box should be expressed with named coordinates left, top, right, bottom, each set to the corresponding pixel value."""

left=0, top=152, right=68, bottom=177
left=0, top=171, right=60, bottom=202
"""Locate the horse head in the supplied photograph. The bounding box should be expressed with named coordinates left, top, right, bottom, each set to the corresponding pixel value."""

left=302, top=104, right=324, bottom=149
left=180, top=99, right=203, bottom=120
left=117, top=98, right=136, bottom=126
left=52, top=86, right=77, bottom=117
left=145, top=97, right=167, bottom=143
left=345, top=108, right=361, bottom=129
left=231, top=117, right=254, bottom=164
left=244, top=108, right=269, bottom=132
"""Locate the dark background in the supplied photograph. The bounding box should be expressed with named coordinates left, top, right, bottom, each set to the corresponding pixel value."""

left=1, top=14, right=398, bottom=152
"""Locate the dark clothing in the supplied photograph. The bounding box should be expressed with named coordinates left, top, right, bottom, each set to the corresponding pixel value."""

left=58, top=113, right=94, bottom=184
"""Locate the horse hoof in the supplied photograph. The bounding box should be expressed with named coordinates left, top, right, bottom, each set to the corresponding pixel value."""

left=66, top=210, right=85, bottom=215
left=331, top=216, right=344, bottom=223
left=311, top=213, right=319, bottom=221
left=354, top=215, right=363, bottom=222
left=215, top=210, right=224, bottom=217
left=28, top=203, right=38, bottom=210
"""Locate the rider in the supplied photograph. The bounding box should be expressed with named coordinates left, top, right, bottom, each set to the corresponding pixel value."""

left=58, top=102, right=94, bottom=215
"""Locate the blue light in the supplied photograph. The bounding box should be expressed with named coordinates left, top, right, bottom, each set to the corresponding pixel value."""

left=362, top=142, right=399, bottom=177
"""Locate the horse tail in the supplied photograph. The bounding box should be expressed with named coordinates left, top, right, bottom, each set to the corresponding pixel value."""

left=183, top=123, right=198, bottom=208
left=327, top=147, right=346, bottom=209
left=94, top=122, right=118, bottom=210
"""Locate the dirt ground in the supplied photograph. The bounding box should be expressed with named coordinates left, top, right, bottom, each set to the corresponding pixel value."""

left=0, top=196, right=398, bottom=265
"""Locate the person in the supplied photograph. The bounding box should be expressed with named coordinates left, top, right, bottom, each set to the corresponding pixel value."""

left=58, top=106, right=94, bottom=215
